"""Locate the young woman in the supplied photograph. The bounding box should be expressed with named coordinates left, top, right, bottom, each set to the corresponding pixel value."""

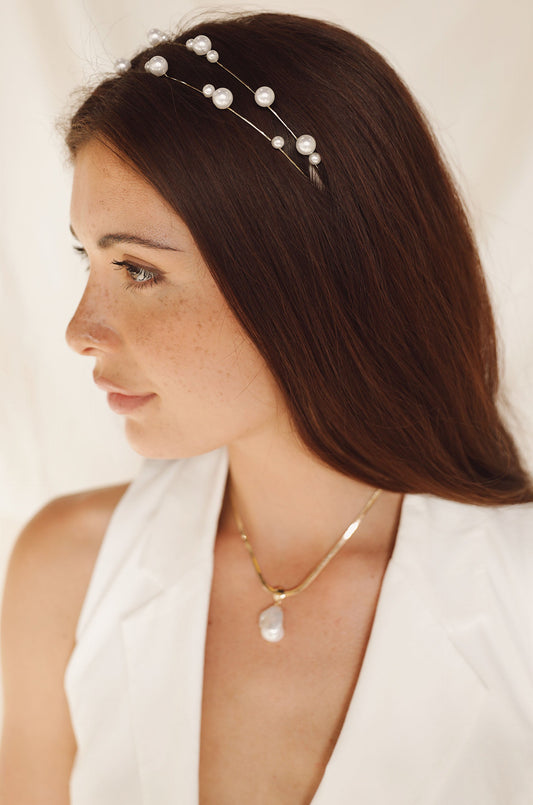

left=1, top=11, right=532, bottom=805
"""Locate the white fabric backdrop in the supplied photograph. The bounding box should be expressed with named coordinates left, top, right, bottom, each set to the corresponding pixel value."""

left=0, top=0, right=532, bottom=713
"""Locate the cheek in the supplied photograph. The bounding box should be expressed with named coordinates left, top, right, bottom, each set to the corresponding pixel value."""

left=128, top=294, right=262, bottom=399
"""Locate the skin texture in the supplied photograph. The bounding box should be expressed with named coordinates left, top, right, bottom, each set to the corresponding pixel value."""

left=0, top=484, right=127, bottom=805
left=0, top=138, right=404, bottom=804
left=67, top=139, right=401, bottom=565
left=67, top=139, right=287, bottom=461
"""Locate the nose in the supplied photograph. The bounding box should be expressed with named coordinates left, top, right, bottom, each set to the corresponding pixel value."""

left=65, top=284, right=121, bottom=356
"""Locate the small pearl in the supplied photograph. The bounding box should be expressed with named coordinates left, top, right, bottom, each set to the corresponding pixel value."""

left=212, top=87, right=233, bottom=109
left=144, top=55, right=168, bottom=76
left=114, top=57, right=131, bottom=74
left=254, top=86, right=275, bottom=107
left=202, top=83, right=215, bottom=97
left=271, top=136, right=285, bottom=149
left=206, top=49, right=219, bottom=63
left=192, top=35, right=211, bottom=55
left=147, top=28, right=165, bottom=46
left=186, top=38, right=195, bottom=50
left=296, top=134, right=316, bottom=156
left=309, top=152, right=322, bottom=165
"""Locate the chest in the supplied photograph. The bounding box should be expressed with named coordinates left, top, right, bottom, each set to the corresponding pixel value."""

left=198, top=540, right=390, bottom=805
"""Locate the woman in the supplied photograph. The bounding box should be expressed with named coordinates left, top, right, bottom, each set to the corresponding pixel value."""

left=1, top=10, right=532, bottom=804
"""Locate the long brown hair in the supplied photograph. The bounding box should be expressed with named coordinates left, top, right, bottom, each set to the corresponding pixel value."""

left=65, top=11, right=533, bottom=505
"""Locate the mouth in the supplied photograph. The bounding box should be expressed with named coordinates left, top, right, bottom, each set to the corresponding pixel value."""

left=94, top=375, right=156, bottom=414
left=106, top=391, right=156, bottom=414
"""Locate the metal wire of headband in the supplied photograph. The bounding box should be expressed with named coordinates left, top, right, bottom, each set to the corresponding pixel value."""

left=114, top=29, right=323, bottom=182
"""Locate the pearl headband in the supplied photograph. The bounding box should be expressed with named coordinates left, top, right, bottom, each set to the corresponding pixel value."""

left=114, top=29, right=323, bottom=182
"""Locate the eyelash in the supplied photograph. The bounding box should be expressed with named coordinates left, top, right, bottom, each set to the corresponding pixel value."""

left=111, top=260, right=160, bottom=290
left=73, top=246, right=161, bottom=291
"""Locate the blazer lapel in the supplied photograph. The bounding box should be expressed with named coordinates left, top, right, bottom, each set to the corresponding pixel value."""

left=119, top=448, right=228, bottom=805
left=312, top=493, right=490, bottom=804
left=117, top=474, right=513, bottom=804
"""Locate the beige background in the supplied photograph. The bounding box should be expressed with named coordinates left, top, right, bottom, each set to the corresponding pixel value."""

left=0, top=0, right=532, bottom=718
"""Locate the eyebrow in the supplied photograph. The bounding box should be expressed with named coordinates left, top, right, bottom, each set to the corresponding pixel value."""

left=69, top=225, right=182, bottom=252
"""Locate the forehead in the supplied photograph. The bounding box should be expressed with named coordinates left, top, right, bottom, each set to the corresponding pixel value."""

left=70, top=140, right=192, bottom=245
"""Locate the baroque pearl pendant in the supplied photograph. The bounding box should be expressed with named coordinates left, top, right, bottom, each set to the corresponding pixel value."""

left=259, top=604, right=285, bottom=642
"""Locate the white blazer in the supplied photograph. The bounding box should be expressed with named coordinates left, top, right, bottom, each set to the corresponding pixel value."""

left=64, top=447, right=533, bottom=804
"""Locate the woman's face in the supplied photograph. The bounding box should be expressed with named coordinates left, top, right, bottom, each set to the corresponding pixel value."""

left=67, top=139, right=285, bottom=458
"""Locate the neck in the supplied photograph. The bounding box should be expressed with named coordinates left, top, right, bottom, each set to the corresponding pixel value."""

left=219, top=419, right=403, bottom=584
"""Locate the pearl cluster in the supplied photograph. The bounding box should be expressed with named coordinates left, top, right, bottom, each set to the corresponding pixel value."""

left=184, top=34, right=321, bottom=166
left=115, top=29, right=323, bottom=177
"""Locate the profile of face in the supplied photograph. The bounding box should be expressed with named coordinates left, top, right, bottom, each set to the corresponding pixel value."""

left=67, top=140, right=286, bottom=459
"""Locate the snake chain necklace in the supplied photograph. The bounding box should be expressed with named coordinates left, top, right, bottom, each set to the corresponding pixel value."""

left=231, top=488, right=382, bottom=642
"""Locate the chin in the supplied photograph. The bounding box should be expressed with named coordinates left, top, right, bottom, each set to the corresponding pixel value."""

left=124, top=419, right=222, bottom=460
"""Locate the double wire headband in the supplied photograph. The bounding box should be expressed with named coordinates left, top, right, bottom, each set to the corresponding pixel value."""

left=115, top=29, right=323, bottom=182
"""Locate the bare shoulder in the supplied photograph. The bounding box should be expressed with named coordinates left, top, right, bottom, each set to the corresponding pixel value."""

left=4, top=482, right=130, bottom=627
left=0, top=482, right=129, bottom=804
left=20, top=481, right=131, bottom=553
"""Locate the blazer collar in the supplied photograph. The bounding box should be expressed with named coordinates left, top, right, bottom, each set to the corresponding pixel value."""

left=136, top=447, right=229, bottom=590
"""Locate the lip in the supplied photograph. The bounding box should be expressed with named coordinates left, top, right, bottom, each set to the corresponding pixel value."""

left=94, top=375, right=156, bottom=414
left=106, top=391, right=156, bottom=414
left=94, top=375, right=138, bottom=394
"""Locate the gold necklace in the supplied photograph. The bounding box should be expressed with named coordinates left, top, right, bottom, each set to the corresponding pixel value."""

left=231, top=488, right=382, bottom=642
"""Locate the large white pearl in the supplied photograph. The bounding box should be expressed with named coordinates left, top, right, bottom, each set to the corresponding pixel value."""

left=192, top=35, right=211, bottom=55
left=212, top=87, right=233, bottom=109
left=296, top=134, right=316, bottom=156
left=259, top=605, right=284, bottom=642
left=254, top=86, right=275, bottom=107
left=144, top=55, right=168, bottom=76
left=147, top=28, right=166, bottom=46
left=271, top=135, right=285, bottom=149
left=202, top=83, right=215, bottom=97
left=206, top=49, right=219, bottom=62
left=114, top=57, right=131, bottom=74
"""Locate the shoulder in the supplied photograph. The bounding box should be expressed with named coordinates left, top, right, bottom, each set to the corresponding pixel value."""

left=2, top=482, right=130, bottom=659
left=422, top=494, right=533, bottom=571
left=1, top=483, right=131, bottom=686
left=407, top=494, right=533, bottom=587
left=397, top=494, right=533, bottom=627
left=397, top=495, right=533, bottom=709
left=400, top=493, right=533, bottom=652
left=20, top=482, right=131, bottom=546
left=402, top=493, right=533, bottom=555
left=4, top=483, right=130, bottom=604
left=0, top=483, right=129, bottom=801
left=8, top=478, right=130, bottom=560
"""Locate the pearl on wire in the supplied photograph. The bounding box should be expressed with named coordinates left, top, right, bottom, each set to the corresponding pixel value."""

left=212, top=88, right=233, bottom=109
left=192, top=35, right=212, bottom=55
left=139, top=29, right=324, bottom=179
left=295, top=135, right=316, bottom=156
left=254, top=86, right=275, bottom=107
left=114, top=57, right=131, bottom=74
left=144, top=55, right=169, bottom=77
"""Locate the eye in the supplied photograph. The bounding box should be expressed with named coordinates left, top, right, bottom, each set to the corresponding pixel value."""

left=73, top=244, right=88, bottom=261
left=112, top=259, right=161, bottom=290
left=72, top=244, right=91, bottom=274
